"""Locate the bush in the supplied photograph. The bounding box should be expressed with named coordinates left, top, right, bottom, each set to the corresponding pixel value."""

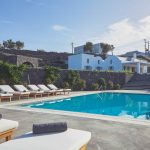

left=63, top=82, right=70, bottom=89
left=45, top=78, right=52, bottom=84
left=107, top=80, right=114, bottom=90
left=0, top=61, right=27, bottom=84
left=98, top=78, right=106, bottom=90
left=66, top=70, right=80, bottom=89
left=114, top=83, right=121, bottom=90
left=45, top=66, right=60, bottom=84
left=91, top=83, right=99, bottom=91
left=74, top=79, right=86, bottom=91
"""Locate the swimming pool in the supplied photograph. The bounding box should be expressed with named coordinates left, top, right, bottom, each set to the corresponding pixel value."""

left=23, top=92, right=150, bottom=120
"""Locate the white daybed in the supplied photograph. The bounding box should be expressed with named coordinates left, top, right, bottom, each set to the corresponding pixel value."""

left=0, top=119, right=19, bottom=141
left=0, top=128, right=91, bottom=150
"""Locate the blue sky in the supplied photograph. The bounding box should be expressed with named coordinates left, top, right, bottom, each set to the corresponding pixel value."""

left=1, top=0, right=150, bottom=54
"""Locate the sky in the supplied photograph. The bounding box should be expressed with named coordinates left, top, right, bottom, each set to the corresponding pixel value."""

left=1, top=0, right=150, bottom=55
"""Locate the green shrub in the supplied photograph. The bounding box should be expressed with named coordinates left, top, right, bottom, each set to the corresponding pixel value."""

left=63, top=82, right=70, bottom=89
left=114, top=83, right=121, bottom=90
left=107, top=80, right=114, bottom=90
left=45, top=66, right=60, bottom=84
left=45, top=78, right=52, bottom=84
left=74, top=79, right=86, bottom=91
left=98, top=78, right=106, bottom=90
left=0, top=61, right=27, bottom=84
left=91, top=83, right=99, bottom=91
left=66, top=70, right=80, bottom=89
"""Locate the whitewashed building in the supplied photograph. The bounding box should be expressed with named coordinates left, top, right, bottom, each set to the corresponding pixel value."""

left=68, top=53, right=150, bottom=74
left=74, top=43, right=102, bottom=55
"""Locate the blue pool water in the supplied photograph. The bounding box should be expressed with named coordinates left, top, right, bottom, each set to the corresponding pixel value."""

left=23, top=93, right=150, bottom=120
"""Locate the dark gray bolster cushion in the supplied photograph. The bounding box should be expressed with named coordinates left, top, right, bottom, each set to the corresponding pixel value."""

left=0, top=114, right=2, bottom=119
left=33, top=122, right=67, bottom=134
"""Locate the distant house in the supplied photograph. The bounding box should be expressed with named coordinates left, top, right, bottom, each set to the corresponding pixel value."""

left=74, top=43, right=102, bottom=55
left=68, top=53, right=150, bottom=74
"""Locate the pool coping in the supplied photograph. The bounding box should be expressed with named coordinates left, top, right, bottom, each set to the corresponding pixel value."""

left=1, top=90, right=150, bottom=126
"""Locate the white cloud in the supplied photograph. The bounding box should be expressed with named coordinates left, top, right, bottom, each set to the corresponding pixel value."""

left=90, top=16, right=150, bottom=54
left=52, top=25, right=70, bottom=32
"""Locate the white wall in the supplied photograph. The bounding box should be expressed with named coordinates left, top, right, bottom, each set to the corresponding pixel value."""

left=68, top=54, right=123, bottom=71
left=68, top=54, right=83, bottom=70
left=103, top=55, right=123, bottom=71
left=74, top=43, right=102, bottom=55
left=74, top=45, right=84, bottom=54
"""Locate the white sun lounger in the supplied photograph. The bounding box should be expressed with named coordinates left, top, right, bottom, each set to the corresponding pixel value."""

left=14, top=85, right=43, bottom=98
left=0, top=85, right=30, bottom=100
left=37, top=84, right=56, bottom=96
left=0, top=93, right=13, bottom=102
left=28, top=85, right=42, bottom=91
left=0, top=119, right=18, bottom=141
left=0, top=128, right=91, bottom=150
left=47, top=84, right=71, bottom=94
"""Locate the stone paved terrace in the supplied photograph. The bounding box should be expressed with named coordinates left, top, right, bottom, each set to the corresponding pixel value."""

left=1, top=91, right=150, bottom=150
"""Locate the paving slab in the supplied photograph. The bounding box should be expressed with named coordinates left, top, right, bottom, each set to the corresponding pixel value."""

left=1, top=108, right=150, bottom=150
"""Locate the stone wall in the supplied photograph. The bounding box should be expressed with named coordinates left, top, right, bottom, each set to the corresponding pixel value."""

left=0, top=52, right=39, bottom=67
left=0, top=52, right=17, bottom=64
left=17, top=55, right=39, bottom=68
left=0, top=49, right=71, bottom=68
left=23, top=68, right=133, bottom=90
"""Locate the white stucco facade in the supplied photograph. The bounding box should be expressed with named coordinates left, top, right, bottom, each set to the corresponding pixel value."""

left=68, top=54, right=103, bottom=70
left=68, top=54, right=122, bottom=71
left=68, top=53, right=150, bottom=74
left=74, top=43, right=102, bottom=55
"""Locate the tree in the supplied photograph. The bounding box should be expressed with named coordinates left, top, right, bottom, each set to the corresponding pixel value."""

left=84, top=42, right=93, bottom=53
left=3, top=39, right=16, bottom=49
left=16, top=41, right=24, bottom=50
left=7, top=39, right=16, bottom=49
left=44, top=66, right=60, bottom=84
left=3, top=40, right=8, bottom=49
left=100, top=43, right=115, bottom=58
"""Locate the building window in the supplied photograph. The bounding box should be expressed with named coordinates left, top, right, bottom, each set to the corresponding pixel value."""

left=98, top=60, right=100, bottom=64
left=110, top=60, right=112, bottom=64
left=85, top=66, right=92, bottom=70
left=109, top=66, right=113, bottom=70
left=87, top=58, right=89, bottom=64
left=97, top=67, right=102, bottom=70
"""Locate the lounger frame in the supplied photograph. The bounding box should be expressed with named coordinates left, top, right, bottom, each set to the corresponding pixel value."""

left=0, top=96, right=12, bottom=102
left=80, top=144, right=87, bottom=150
left=0, top=128, right=16, bottom=141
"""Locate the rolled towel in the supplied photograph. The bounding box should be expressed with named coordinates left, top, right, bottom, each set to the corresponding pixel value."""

left=33, top=122, right=67, bottom=134
left=0, top=114, right=2, bottom=119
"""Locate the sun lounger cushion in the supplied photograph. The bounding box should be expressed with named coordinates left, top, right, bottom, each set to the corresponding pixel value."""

left=14, top=85, right=29, bottom=92
left=0, top=93, right=13, bottom=97
left=0, top=114, right=2, bottom=119
left=0, top=119, right=19, bottom=133
left=33, top=122, right=67, bottom=134
left=48, top=84, right=58, bottom=90
left=28, top=85, right=40, bottom=91
left=0, top=128, right=91, bottom=150
left=0, top=85, right=15, bottom=93
left=37, top=85, right=50, bottom=91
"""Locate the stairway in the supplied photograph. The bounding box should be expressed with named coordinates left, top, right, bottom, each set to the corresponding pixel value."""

left=122, top=74, right=150, bottom=90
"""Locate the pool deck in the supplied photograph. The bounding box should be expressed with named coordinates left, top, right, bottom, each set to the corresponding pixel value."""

left=1, top=90, right=150, bottom=150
